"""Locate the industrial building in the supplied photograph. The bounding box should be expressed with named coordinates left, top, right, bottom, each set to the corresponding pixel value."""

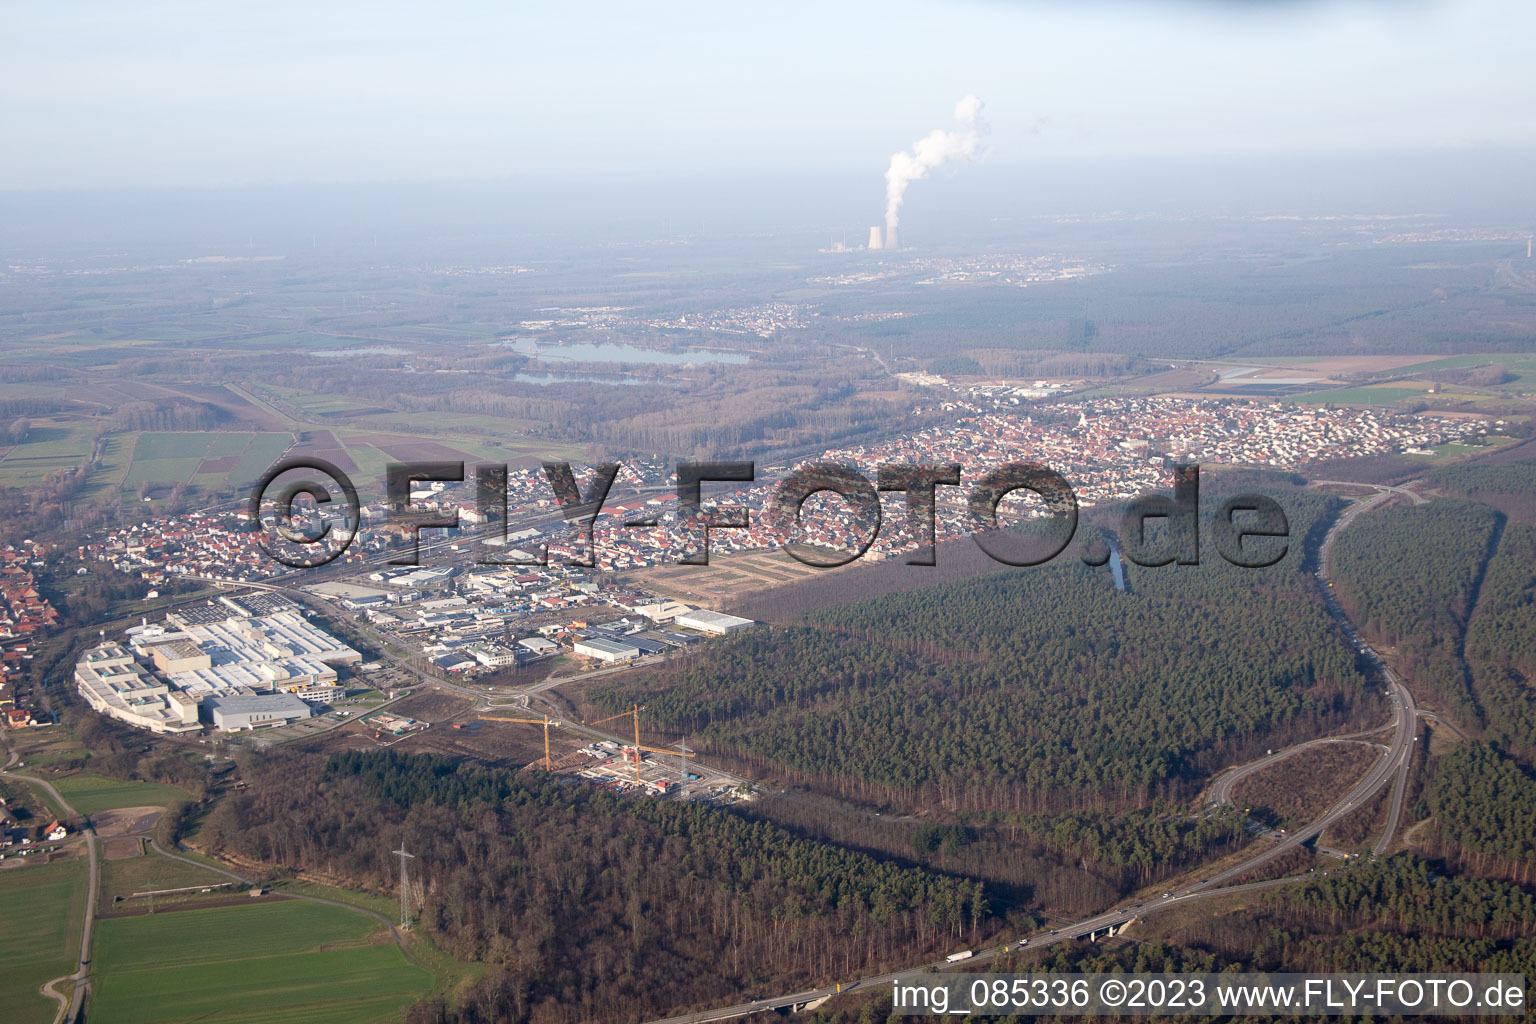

left=574, top=636, right=641, bottom=662
left=74, top=643, right=201, bottom=734
left=468, top=643, right=521, bottom=667
left=673, top=609, right=755, bottom=635
left=202, top=693, right=313, bottom=730
left=630, top=599, right=692, bottom=622
left=129, top=607, right=360, bottom=705
left=75, top=598, right=364, bottom=733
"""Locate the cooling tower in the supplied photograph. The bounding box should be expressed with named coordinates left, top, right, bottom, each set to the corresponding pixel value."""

left=884, top=225, right=898, bottom=251
left=867, top=226, right=883, bottom=250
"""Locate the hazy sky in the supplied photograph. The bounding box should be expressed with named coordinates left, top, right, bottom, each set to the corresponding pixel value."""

left=4, top=0, right=1534, bottom=190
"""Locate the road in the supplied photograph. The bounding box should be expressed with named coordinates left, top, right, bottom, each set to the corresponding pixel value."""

left=183, top=573, right=752, bottom=788
left=2, top=741, right=99, bottom=1024
left=1308, top=479, right=1427, bottom=506
left=3, top=726, right=416, bottom=1024
left=1311, top=483, right=1421, bottom=856
left=644, top=871, right=1322, bottom=1024
left=641, top=484, right=1425, bottom=1024
left=1204, top=734, right=1386, bottom=809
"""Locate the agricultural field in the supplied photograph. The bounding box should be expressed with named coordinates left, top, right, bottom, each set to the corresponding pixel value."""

left=100, top=850, right=218, bottom=895
left=1397, top=352, right=1536, bottom=391
left=0, top=418, right=98, bottom=487
left=0, top=858, right=87, bottom=1024
left=51, top=774, right=191, bottom=817
left=74, top=430, right=139, bottom=502
left=1228, top=354, right=1442, bottom=374
left=88, top=900, right=433, bottom=1024
left=270, top=878, right=493, bottom=1004
left=220, top=332, right=368, bottom=351
left=1297, top=382, right=1433, bottom=405
left=121, top=431, right=291, bottom=491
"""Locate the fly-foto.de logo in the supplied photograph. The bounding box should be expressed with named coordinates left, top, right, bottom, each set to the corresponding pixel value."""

left=248, top=458, right=1290, bottom=571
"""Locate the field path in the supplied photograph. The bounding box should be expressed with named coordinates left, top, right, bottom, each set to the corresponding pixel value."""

left=147, top=839, right=403, bottom=943
left=1, top=742, right=98, bottom=1024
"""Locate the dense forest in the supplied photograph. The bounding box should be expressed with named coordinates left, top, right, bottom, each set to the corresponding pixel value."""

left=1423, top=741, right=1536, bottom=883
left=195, top=749, right=1005, bottom=1024
left=1430, top=455, right=1536, bottom=501
left=780, top=856, right=1536, bottom=1024
left=742, top=792, right=1249, bottom=916
left=588, top=494, right=1369, bottom=813
left=1428, top=452, right=1536, bottom=524
left=1330, top=498, right=1501, bottom=726
left=1464, top=523, right=1536, bottom=762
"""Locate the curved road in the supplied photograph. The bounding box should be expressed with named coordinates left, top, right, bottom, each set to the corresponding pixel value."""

left=642, top=485, right=1424, bottom=1024
left=1205, top=733, right=1388, bottom=808
left=1, top=744, right=98, bottom=1024
left=1313, top=483, right=1421, bottom=857
left=3, top=734, right=412, bottom=1024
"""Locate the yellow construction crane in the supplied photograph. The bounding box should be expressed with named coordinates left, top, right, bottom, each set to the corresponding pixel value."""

left=586, top=705, right=697, bottom=784
left=588, top=704, right=644, bottom=783
left=479, top=714, right=558, bottom=771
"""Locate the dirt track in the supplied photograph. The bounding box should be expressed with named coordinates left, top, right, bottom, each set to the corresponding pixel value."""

left=91, top=805, right=164, bottom=838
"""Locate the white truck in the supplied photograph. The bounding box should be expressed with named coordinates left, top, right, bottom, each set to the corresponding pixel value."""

left=946, top=950, right=974, bottom=963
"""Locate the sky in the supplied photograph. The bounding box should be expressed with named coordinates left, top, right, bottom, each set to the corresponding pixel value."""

left=3, top=0, right=1535, bottom=191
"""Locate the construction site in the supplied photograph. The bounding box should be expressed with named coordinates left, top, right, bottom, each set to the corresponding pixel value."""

left=327, top=691, right=751, bottom=804
left=477, top=704, right=749, bottom=801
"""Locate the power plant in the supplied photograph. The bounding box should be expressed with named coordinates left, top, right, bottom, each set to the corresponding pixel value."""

left=877, top=94, right=985, bottom=255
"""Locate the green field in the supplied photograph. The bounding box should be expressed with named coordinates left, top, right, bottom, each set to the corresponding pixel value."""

left=1401, top=353, right=1536, bottom=392
left=52, top=774, right=191, bottom=817
left=0, top=858, right=87, bottom=1024
left=89, top=901, right=433, bottom=1024
left=224, top=332, right=364, bottom=351
left=1297, top=384, right=1431, bottom=406
left=1403, top=438, right=1517, bottom=463
left=121, top=431, right=290, bottom=490
left=272, top=878, right=492, bottom=1002
left=99, top=851, right=233, bottom=907
left=75, top=430, right=139, bottom=501
left=0, top=418, right=97, bottom=486
left=265, top=386, right=386, bottom=416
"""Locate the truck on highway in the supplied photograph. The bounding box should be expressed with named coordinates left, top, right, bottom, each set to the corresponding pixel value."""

left=946, top=950, right=975, bottom=963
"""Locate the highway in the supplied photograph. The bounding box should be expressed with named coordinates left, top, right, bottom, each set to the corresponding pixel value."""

left=1204, top=734, right=1386, bottom=809
left=1311, top=483, right=1422, bottom=857
left=642, top=484, right=1425, bottom=1024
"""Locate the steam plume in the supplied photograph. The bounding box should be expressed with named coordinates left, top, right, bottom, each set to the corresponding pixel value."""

left=883, top=95, right=987, bottom=243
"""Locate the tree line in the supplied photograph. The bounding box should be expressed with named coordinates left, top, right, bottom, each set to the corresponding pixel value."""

left=194, top=748, right=1006, bottom=1024
left=589, top=505, right=1371, bottom=815
left=1330, top=498, right=1501, bottom=727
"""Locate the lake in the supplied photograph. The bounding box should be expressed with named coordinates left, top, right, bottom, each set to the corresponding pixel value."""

left=502, top=338, right=748, bottom=365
